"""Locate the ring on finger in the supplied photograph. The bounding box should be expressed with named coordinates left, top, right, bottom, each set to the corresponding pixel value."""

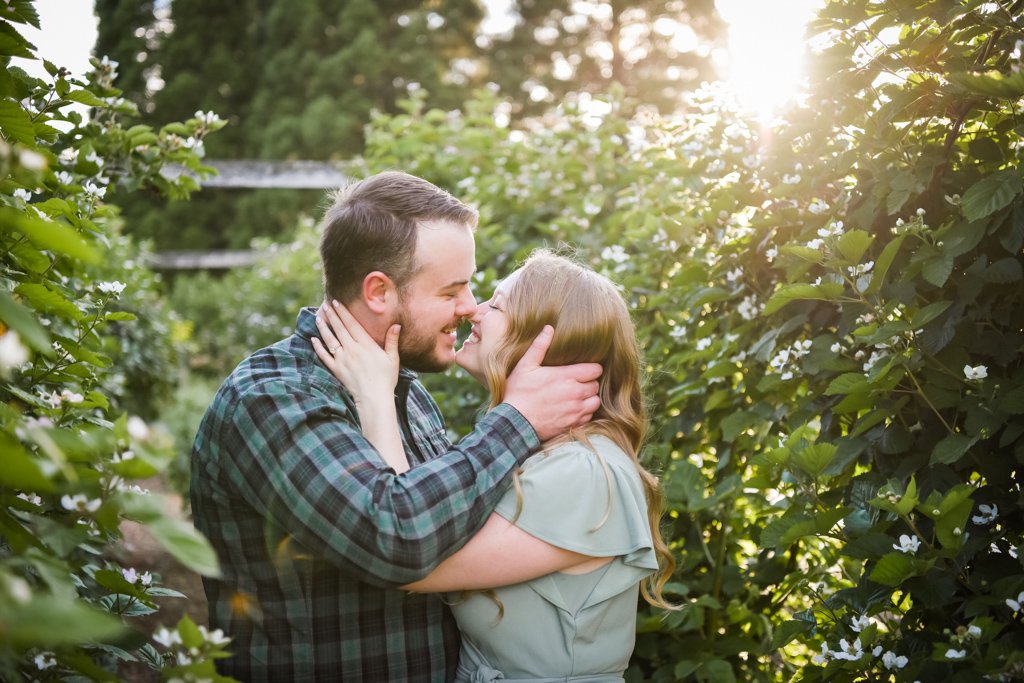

left=328, top=344, right=340, bottom=355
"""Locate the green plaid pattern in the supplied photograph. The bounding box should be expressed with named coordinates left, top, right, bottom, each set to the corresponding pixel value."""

left=190, top=308, right=539, bottom=682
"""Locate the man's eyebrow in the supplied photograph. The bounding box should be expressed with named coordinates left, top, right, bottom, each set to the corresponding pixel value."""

left=440, top=272, right=476, bottom=289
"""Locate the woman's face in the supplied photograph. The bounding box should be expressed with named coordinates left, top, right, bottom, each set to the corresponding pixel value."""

left=455, top=269, right=521, bottom=383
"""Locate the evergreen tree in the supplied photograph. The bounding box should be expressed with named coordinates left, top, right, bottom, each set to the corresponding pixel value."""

left=485, top=0, right=725, bottom=117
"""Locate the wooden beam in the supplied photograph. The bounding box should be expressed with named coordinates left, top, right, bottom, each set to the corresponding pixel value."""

left=163, top=159, right=352, bottom=189
left=146, top=250, right=259, bottom=270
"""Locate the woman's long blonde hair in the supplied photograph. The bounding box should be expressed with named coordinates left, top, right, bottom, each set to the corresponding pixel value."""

left=483, top=249, right=676, bottom=609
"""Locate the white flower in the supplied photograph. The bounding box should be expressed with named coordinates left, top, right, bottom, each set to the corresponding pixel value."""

left=807, top=199, right=829, bottom=215
left=916, top=207, right=926, bottom=216
left=0, top=331, right=30, bottom=371
left=811, top=642, right=831, bottom=665
left=199, top=625, right=230, bottom=645
left=84, top=151, right=103, bottom=167
left=738, top=295, right=762, bottom=321
left=945, top=648, right=966, bottom=659
left=127, top=415, right=151, bottom=441
left=848, top=261, right=874, bottom=277
left=830, top=342, right=842, bottom=354
left=696, top=338, right=712, bottom=351
left=742, top=154, right=760, bottom=169
left=99, top=55, right=119, bottom=70
left=782, top=173, right=801, bottom=184
left=55, top=171, right=74, bottom=186
left=9, top=576, right=32, bottom=603
left=967, top=624, right=982, bottom=639
left=12, top=188, right=31, bottom=201
left=805, top=238, right=824, bottom=250
left=140, top=571, right=153, bottom=586
left=972, top=503, right=998, bottom=526
left=780, top=370, right=793, bottom=380
left=765, top=247, right=778, bottom=261
left=83, top=181, right=107, bottom=200
left=153, top=626, right=183, bottom=648
left=17, top=492, right=42, bottom=506
left=726, top=267, right=743, bottom=283
left=60, top=389, right=83, bottom=404
left=818, top=221, right=844, bottom=238
left=601, top=244, right=629, bottom=264
left=863, top=350, right=886, bottom=373
left=670, top=325, right=686, bottom=340
left=893, top=534, right=921, bottom=554
left=964, top=365, right=988, bottom=380
left=122, top=567, right=138, bottom=583
left=834, top=637, right=864, bottom=661
left=18, top=149, right=47, bottom=171
left=1005, top=590, right=1024, bottom=612
left=792, top=339, right=812, bottom=356
left=59, top=147, right=79, bottom=164
left=945, top=193, right=961, bottom=206
left=60, top=493, right=101, bottom=513
left=34, top=652, right=57, bottom=670
left=97, top=280, right=126, bottom=295
left=882, top=651, right=908, bottom=669
left=850, top=615, right=871, bottom=632
left=194, top=110, right=223, bottom=126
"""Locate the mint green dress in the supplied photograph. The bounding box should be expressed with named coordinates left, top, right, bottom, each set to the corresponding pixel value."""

left=449, top=435, right=659, bottom=683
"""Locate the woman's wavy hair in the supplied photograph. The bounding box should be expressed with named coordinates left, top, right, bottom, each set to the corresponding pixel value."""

left=483, top=249, right=676, bottom=610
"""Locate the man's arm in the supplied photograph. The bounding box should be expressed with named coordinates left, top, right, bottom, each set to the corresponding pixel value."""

left=224, top=383, right=537, bottom=589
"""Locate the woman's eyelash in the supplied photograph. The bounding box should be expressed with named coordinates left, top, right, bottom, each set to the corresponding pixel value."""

left=488, top=303, right=501, bottom=311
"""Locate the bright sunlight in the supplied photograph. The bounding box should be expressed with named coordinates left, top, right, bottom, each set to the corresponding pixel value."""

left=715, top=0, right=823, bottom=118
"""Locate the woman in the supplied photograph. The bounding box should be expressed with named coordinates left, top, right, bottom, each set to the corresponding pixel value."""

left=313, top=250, right=675, bottom=682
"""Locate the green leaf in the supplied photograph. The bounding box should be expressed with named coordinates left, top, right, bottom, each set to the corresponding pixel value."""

left=983, top=257, right=1023, bottom=283
left=792, top=443, right=837, bottom=478
left=105, top=311, right=137, bottom=321
left=869, top=552, right=916, bottom=586
left=930, top=433, right=977, bottom=466
left=2, top=596, right=125, bottom=646
left=922, top=252, right=954, bottom=287
left=0, top=97, right=36, bottom=144
left=825, top=372, right=869, bottom=395
left=961, top=169, right=1022, bottom=222
left=935, top=498, right=974, bottom=550
left=761, top=513, right=814, bottom=550
left=2, top=207, right=99, bottom=263
left=836, top=230, right=873, bottom=264
left=0, top=433, right=54, bottom=491
left=999, top=386, right=1024, bottom=415
left=65, top=89, right=109, bottom=107
left=14, top=282, right=83, bottom=320
left=764, top=282, right=844, bottom=315
left=950, top=70, right=1024, bottom=99
left=145, top=517, right=220, bottom=577
left=720, top=410, right=762, bottom=441
left=0, top=21, right=34, bottom=57
left=910, top=301, right=952, bottom=328
left=0, top=289, right=52, bottom=353
left=696, top=659, right=736, bottom=683
left=866, top=233, right=906, bottom=294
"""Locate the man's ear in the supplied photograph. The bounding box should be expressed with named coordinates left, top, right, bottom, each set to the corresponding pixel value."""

left=361, top=271, right=397, bottom=314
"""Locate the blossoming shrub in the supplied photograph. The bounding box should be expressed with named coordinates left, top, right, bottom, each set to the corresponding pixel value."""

left=163, top=1, right=1023, bottom=680
left=358, top=3, right=1024, bottom=680
left=0, top=4, right=234, bottom=679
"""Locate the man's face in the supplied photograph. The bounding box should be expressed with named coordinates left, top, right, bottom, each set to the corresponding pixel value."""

left=393, top=220, right=477, bottom=373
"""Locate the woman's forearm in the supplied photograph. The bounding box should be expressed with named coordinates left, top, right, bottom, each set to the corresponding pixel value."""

left=357, top=397, right=409, bottom=473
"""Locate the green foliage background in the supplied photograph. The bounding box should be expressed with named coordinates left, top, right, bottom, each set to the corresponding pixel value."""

left=3, top=0, right=1024, bottom=681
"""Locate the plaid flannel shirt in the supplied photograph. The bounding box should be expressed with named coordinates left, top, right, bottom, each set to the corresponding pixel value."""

left=190, top=307, right=539, bottom=682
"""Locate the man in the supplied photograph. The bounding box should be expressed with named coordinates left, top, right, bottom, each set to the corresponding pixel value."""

left=190, top=171, right=602, bottom=682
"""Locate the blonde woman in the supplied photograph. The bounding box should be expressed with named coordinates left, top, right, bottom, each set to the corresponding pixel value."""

left=313, top=250, right=674, bottom=682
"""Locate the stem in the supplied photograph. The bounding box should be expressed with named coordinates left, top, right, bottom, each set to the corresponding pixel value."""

left=906, top=367, right=954, bottom=434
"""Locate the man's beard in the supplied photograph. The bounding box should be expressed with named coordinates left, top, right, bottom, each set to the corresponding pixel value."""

left=395, top=305, right=458, bottom=374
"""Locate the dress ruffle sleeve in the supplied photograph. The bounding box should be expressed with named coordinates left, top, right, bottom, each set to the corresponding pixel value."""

left=492, top=436, right=659, bottom=573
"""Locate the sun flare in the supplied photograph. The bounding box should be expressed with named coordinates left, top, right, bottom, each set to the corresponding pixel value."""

left=715, top=0, right=823, bottom=118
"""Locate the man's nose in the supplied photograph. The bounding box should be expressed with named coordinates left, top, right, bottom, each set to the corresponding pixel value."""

left=455, top=288, right=477, bottom=319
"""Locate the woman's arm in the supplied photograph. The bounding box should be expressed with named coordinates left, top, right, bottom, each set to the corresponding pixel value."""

left=313, top=301, right=410, bottom=473
left=401, top=512, right=608, bottom=592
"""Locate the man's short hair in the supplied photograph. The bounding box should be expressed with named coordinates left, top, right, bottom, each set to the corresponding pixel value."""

left=319, top=171, right=479, bottom=303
